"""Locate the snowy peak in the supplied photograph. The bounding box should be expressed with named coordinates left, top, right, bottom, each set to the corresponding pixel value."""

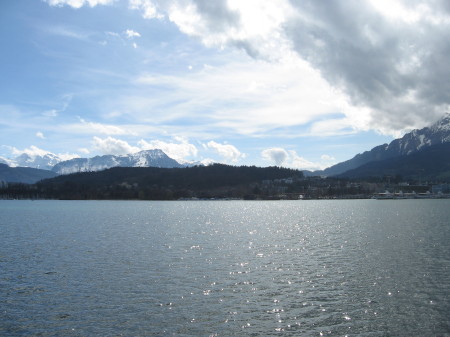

left=321, top=113, right=450, bottom=176
left=124, top=149, right=168, bottom=167
left=14, top=152, right=62, bottom=170
left=388, top=113, right=450, bottom=155
left=1, top=151, right=68, bottom=170
left=430, top=113, right=450, bottom=132
left=52, top=149, right=183, bottom=174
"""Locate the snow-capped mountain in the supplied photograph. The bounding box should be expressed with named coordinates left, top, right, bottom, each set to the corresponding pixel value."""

left=14, top=152, right=63, bottom=170
left=52, top=149, right=183, bottom=174
left=318, top=113, right=450, bottom=176
left=383, top=113, right=450, bottom=155
left=335, top=142, right=450, bottom=180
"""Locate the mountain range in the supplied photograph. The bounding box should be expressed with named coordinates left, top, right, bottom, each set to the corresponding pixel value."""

left=51, top=149, right=183, bottom=174
left=311, top=113, right=450, bottom=178
left=1, top=114, right=450, bottom=184
left=336, top=142, right=450, bottom=180
left=0, top=149, right=185, bottom=184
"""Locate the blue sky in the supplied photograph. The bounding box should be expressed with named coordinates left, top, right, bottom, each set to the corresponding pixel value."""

left=1, top=0, right=449, bottom=170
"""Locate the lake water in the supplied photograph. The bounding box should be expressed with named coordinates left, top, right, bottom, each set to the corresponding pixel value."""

left=1, top=200, right=450, bottom=336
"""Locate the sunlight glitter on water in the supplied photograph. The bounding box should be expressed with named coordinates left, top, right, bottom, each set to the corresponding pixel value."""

left=1, top=200, right=450, bottom=336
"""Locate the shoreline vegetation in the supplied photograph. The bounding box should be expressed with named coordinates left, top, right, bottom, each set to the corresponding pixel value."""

left=1, top=164, right=450, bottom=201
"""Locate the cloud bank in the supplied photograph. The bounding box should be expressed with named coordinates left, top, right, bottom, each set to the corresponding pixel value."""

left=33, top=0, right=450, bottom=168
left=92, top=136, right=140, bottom=155
left=126, top=0, right=450, bottom=135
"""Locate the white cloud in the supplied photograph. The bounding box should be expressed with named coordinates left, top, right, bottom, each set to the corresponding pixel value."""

left=0, top=156, right=13, bottom=166
left=36, top=132, right=46, bottom=139
left=58, top=153, right=81, bottom=161
left=129, top=0, right=450, bottom=135
left=79, top=118, right=130, bottom=135
left=129, top=0, right=164, bottom=19
left=205, top=141, right=245, bottom=163
left=11, top=145, right=79, bottom=161
left=261, top=148, right=288, bottom=166
left=367, top=0, right=447, bottom=24
left=133, top=56, right=352, bottom=136
left=90, top=136, right=198, bottom=158
left=288, top=151, right=323, bottom=171
left=261, top=147, right=337, bottom=171
left=287, top=150, right=338, bottom=171
left=92, top=136, right=140, bottom=155
left=45, top=0, right=115, bottom=8
left=138, top=137, right=198, bottom=161
left=12, top=145, right=50, bottom=158
left=159, top=0, right=294, bottom=60
left=124, top=29, right=141, bottom=38
left=320, top=154, right=335, bottom=161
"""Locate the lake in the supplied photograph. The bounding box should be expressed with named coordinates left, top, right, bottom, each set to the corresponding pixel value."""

left=1, top=200, right=449, bottom=336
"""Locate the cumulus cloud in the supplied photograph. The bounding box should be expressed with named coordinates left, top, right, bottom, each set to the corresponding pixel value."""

left=288, top=151, right=324, bottom=171
left=58, top=153, right=82, bottom=161
left=132, top=0, right=450, bottom=134
left=36, top=132, right=46, bottom=139
left=261, top=147, right=337, bottom=171
left=12, top=145, right=52, bottom=158
left=204, top=141, right=245, bottom=163
left=11, top=145, right=79, bottom=161
left=124, top=29, right=141, bottom=38
left=78, top=148, right=91, bottom=154
left=138, top=137, right=198, bottom=161
left=92, top=136, right=140, bottom=155
left=282, top=0, right=450, bottom=133
left=129, top=0, right=164, bottom=19
left=261, top=148, right=289, bottom=166
left=0, top=156, right=12, bottom=166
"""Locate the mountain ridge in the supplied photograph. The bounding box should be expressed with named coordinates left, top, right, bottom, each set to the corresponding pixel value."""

left=336, top=142, right=450, bottom=180
left=0, top=163, right=58, bottom=184
left=313, top=114, right=450, bottom=177
left=52, top=149, right=183, bottom=174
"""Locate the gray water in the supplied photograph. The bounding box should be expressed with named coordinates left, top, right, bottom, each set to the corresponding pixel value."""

left=1, top=200, right=449, bottom=336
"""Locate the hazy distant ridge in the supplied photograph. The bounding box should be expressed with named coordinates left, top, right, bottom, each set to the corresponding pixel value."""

left=0, top=163, right=58, bottom=184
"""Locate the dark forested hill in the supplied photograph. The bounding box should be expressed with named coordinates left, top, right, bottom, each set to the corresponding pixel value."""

left=34, top=164, right=303, bottom=200
left=336, top=142, right=450, bottom=180
left=314, top=114, right=450, bottom=177
left=0, top=163, right=58, bottom=184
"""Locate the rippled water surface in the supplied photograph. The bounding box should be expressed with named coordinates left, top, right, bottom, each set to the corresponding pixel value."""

left=1, top=200, right=450, bottom=336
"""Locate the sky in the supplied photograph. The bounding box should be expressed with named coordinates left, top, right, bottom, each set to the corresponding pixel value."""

left=1, top=0, right=450, bottom=170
